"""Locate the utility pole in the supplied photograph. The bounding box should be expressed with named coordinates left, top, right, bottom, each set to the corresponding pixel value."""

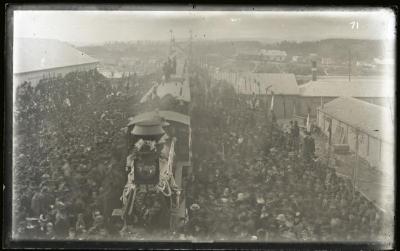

left=348, top=49, right=352, bottom=82
left=189, top=30, right=193, bottom=72
left=352, top=129, right=359, bottom=196
left=169, top=29, right=174, bottom=55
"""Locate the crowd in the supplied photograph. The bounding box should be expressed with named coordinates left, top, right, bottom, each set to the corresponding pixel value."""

left=183, top=70, right=384, bottom=241
left=12, top=65, right=385, bottom=242
left=13, top=69, right=156, bottom=240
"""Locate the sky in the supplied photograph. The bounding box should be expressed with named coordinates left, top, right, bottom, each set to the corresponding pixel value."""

left=14, top=9, right=396, bottom=46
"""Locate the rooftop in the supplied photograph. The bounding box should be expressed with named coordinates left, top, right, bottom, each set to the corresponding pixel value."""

left=128, top=110, right=190, bottom=126
left=140, top=77, right=191, bottom=103
left=215, top=72, right=299, bottom=95
left=14, top=38, right=99, bottom=74
left=299, top=77, right=394, bottom=98
left=320, top=97, right=394, bottom=143
left=261, top=50, right=287, bottom=56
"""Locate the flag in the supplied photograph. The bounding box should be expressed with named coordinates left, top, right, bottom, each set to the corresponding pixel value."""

left=320, top=96, right=324, bottom=109
left=327, top=120, right=332, bottom=145
left=270, top=91, right=275, bottom=111
left=188, top=126, right=192, bottom=162
left=221, top=144, right=225, bottom=161
left=306, top=113, right=311, bottom=133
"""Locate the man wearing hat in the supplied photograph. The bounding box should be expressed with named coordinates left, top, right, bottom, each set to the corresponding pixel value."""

left=54, top=201, right=69, bottom=238
left=303, top=132, right=315, bottom=162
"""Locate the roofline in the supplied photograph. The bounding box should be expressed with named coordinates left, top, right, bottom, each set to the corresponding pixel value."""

left=14, top=61, right=99, bottom=75
left=129, top=110, right=190, bottom=126
left=301, top=95, right=393, bottom=98
left=317, top=107, right=392, bottom=144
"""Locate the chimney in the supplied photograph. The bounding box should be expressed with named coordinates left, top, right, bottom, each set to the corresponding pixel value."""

left=311, top=59, right=317, bottom=81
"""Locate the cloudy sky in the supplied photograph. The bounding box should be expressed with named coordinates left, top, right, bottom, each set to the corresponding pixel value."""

left=14, top=8, right=395, bottom=46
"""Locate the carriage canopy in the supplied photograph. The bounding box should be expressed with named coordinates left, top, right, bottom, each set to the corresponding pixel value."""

left=128, top=110, right=190, bottom=127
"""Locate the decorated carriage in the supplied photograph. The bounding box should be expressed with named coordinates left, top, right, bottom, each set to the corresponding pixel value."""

left=115, top=110, right=191, bottom=232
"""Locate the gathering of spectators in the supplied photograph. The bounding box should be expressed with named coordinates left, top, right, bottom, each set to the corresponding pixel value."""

left=12, top=65, right=385, bottom=242
left=182, top=69, right=385, bottom=241
left=13, top=69, right=155, bottom=240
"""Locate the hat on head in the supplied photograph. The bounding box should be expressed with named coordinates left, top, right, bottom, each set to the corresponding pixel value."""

left=190, top=204, right=200, bottom=211
left=276, top=214, right=286, bottom=222
left=237, top=193, right=246, bottom=201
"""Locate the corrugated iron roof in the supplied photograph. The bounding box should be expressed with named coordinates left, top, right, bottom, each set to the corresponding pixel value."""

left=299, top=78, right=394, bottom=98
left=215, top=72, right=299, bottom=95
left=13, top=38, right=99, bottom=74
left=320, top=97, right=394, bottom=143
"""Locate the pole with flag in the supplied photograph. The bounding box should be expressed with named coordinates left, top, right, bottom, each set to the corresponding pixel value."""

left=327, top=119, right=332, bottom=145
left=306, top=113, right=311, bottom=133
left=270, top=91, right=275, bottom=112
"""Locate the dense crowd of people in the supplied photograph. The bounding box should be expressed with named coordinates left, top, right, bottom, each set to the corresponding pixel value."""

left=13, top=69, right=156, bottom=240
left=184, top=69, right=385, bottom=241
left=12, top=65, right=385, bottom=242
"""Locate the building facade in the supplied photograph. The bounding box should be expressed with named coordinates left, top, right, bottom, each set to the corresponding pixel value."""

left=298, top=77, right=394, bottom=118
left=317, top=97, right=394, bottom=171
left=13, top=38, right=99, bottom=86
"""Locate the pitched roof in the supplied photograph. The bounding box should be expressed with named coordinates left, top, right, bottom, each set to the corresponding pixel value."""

left=156, top=79, right=191, bottom=102
left=299, top=77, right=394, bottom=98
left=128, top=110, right=190, bottom=126
left=140, top=77, right=191, bottom=103
left=214, top=72, right=299, bottom=95
left=14, top=38, right=99, bottom=74
left=320, top=97, right=394, bottom=143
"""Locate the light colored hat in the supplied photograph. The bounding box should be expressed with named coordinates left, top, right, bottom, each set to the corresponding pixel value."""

left=190, top=204, right=200, bottom=211
left=256, top=197, right=265, bottom=204
left=276, top=214, right=286, bottom=221
left=237, top=193, right=245, bottom=201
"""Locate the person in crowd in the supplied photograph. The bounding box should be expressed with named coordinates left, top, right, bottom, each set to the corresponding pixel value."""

left=292, top=121, right=300, bottom=152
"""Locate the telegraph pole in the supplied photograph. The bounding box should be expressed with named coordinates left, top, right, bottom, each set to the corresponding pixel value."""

left=169, top=29, right=173, bottom=55
left=189, top=30, right=193, bottom=72
left=348, top=49, right=352, bottom=82
left=352, top=128, right=359, bottom=196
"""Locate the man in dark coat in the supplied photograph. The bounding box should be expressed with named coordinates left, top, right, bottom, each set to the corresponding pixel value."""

left=293, top=121, right=300, bottom=152
left=303, top=133, right=315, bottom=162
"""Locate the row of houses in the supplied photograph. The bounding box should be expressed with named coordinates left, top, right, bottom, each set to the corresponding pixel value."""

left=213, top=71, right=394, bottom=119
left=236, top=49, right=288, bottom=62
left=213, top=71, right=394, bottom=172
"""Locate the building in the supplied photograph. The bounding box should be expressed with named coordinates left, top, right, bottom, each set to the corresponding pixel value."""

left=261, top=50, right=287, bottom=62
left=213, top=71, right=299, bottom=118
left=316, top=97, right=394, bottom=170
left=298, top=77, right=394, bottom=117
left=291, top=55, right=309, bottom=64
left=13, top=38, right=99, bottom=86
